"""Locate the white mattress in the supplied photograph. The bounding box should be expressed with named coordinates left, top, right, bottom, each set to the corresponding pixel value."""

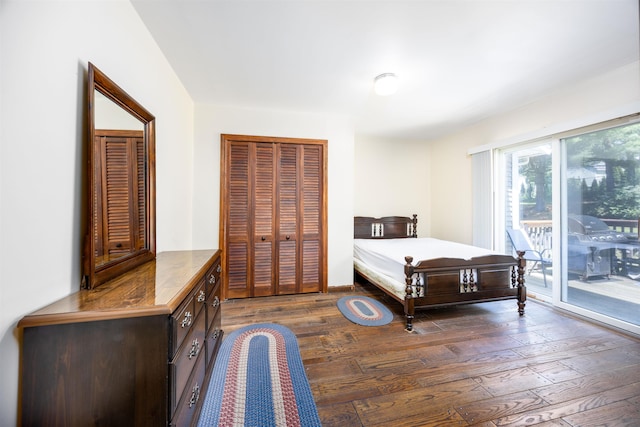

left=353, top=237, right=498, bottom=286
left=353, top=257, right=409, bottom=300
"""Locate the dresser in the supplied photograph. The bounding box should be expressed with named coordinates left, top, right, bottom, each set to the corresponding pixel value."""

left=18, top=250, right=223, bottom=427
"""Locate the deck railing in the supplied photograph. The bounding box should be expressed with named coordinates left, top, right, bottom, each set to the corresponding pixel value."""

left=520, top=220, right=552, bottom=255
left=602, top=218, right=639, bottom=237
left=519, top=218, right=639, bottom=255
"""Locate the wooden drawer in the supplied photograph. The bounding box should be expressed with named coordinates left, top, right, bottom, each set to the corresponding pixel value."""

left=171, top=295, right=196, bottom=357
left=205, top=258, right=222, bottom=297
left=171, top=281, right=207, bottom=356
left=206, top=309, right=222, bottom=368
left=194, top=281, right=207, bottom=317
left=170, top=308, right=206, bottom=414
left=206, top=283, right=221, bottom=332
left=171, top=348, right=207, bottom=427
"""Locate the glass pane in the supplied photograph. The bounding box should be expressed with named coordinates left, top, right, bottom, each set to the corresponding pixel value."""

left=503, top=143, right=553, bottom=295
left=562, top=122, right=640, bottom=327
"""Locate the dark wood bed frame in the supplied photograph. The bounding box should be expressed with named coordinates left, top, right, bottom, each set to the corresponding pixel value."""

left=354, top=215, right=527, bottom=331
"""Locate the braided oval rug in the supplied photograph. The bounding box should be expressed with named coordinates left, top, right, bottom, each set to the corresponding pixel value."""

left=197, top=323, right=321, bottom=427
left=336, top=295, right=393, bottom=326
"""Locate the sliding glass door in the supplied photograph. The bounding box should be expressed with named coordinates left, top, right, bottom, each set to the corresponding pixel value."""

left=497, top=120, right=640, bottom=333
left=501, top=142, right=554, bottom=297
left=561, top=123, right=640, bottom=327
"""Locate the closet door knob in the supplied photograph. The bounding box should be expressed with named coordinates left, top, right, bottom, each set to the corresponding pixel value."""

left=261, top=236, right=266, bottom=241
left=286, top=235, right=290, bottom=240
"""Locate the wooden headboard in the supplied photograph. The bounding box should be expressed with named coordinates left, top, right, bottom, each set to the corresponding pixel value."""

left=354, top=215, right=417, bottom=239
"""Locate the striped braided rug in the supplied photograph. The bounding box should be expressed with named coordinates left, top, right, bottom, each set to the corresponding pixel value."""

left=336, top=295, right=393, bottom=326
left=197, top=323, right=321, bottom=427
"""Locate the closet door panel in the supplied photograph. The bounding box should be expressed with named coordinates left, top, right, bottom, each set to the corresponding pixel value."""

left=227, top=242, right=248, bottom=298
left=226, top=143, right=251, bottom=298
left=302, top=145, right=321, bottom=236
left=253, top=144, right=275, bottom=296
left=254, top=242, right=274, bottom=296
left=277, top=144, right=299, bottom=293
left=300, top=145, right=323, bottom=292
left=228, top=144, right=250, bottom=236
left=254, top=145, right=274, bottom=238
left=302, top=240, right=320, bottom=292
left=278, top=241, right=297, bottom=294
left=278, top=144, right=299, bottom=237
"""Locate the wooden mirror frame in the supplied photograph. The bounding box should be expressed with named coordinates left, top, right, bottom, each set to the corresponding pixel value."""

left=82, top=63, right=156, bottom=289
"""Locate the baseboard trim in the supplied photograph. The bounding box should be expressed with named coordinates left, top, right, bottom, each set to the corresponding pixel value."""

left=328, top=284, right=355, bottom=293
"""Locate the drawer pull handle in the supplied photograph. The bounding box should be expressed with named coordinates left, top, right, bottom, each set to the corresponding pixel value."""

left=208, top=274, right=216, bottom=285
left=216, top=264, right=222, bottom=273
left=197, top=290, right=206, bottom=303
left=188, top=338, right=200, bottom=359
left=181, top=311, right=192, bottom=328
left=189, top=383, right=200, bottom=408
left=212, top=296, right=220, bottom=308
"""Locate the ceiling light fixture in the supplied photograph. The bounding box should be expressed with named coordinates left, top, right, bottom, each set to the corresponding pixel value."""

left=374, top=73, right=398, bottom=96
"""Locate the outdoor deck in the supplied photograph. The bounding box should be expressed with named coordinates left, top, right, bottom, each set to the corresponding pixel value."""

left=524, top=268, right=640, bottom=325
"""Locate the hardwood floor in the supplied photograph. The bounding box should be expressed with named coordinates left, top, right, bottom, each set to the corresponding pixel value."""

left=220, top=282, right=640, bottom=426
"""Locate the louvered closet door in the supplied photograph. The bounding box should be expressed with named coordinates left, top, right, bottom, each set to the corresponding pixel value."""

left=300, top=144, right=323, bottom=293
left=277, top=144, right=323, bottom=294
left=226, top=142, right=252, bottom=298
left=222, top=134, right=326, bottom=299
left=226, top=142, right=277, bottom=298
left=277, top=144, right=298, bottom=294
left=254, top=144, right=276, bottom=296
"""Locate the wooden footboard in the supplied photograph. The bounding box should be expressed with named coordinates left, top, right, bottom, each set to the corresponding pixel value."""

left=402, top=252, right=526, bottom=331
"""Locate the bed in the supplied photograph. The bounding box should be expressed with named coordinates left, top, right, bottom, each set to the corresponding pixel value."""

left=354, top=215, right=527, bottom=331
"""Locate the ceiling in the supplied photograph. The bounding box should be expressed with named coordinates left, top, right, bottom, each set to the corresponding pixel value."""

left=131, top=0, right=639, bottom=141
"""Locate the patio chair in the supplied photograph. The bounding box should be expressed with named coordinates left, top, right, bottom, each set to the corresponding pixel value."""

left=506, top=228, right=552, bottom=287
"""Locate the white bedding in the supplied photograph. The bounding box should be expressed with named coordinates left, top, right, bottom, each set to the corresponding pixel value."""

left=353, top=237, right=498, bottom=286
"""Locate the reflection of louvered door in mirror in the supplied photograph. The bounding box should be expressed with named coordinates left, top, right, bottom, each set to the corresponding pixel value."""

left=94, top=129, right=145, bottom=265
left=222, top=135, right=327, bottom=299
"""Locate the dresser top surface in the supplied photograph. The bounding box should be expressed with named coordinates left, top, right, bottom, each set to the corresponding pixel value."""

left=19, top=249, right=220, bottom=328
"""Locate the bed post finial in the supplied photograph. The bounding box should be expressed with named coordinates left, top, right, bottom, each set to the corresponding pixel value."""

left=411, top=214, right=417, bottom=238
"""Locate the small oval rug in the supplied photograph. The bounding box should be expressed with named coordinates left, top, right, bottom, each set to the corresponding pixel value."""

left=337, top=296, right=393, bottom=326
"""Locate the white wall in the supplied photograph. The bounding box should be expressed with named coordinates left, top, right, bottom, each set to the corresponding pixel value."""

left=428, top=61, right=640, bottom=245
left=354, top=136, right=432, bottom=236
left=0, top=1, right=194, bottom=424
left=192, top=104, right=355, bottom=288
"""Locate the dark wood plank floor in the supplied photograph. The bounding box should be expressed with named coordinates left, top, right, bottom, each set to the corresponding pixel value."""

left=220, top=282, right=640, bottom=426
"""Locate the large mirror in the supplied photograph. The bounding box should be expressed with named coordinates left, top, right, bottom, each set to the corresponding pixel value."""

left=82, top=63, right=156, bottom=289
